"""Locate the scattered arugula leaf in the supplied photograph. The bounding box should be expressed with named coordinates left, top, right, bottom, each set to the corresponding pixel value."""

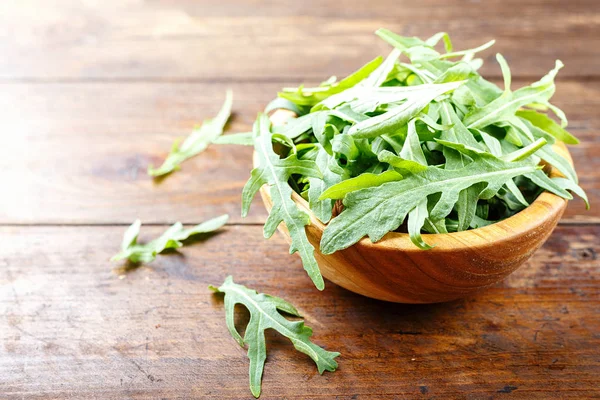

left=148, top=90, right=233, bottom=177
left=111, top=214, right=229, bottom=263
left=210, top=276, right=339, bottom=398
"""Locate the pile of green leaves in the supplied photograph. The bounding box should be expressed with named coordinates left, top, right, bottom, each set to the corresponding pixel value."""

left=242, top=29, right=588, bottom=289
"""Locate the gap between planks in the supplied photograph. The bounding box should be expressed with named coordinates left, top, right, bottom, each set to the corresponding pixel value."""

left=0, top=220, right=598, bottom=227
left=0, top=76, right=599, bottom=85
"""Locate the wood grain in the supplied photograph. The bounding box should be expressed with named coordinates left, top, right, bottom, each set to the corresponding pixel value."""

left=1, top=0, right=599, bottom=397
left=0, top=80, right=596, bottom=224
left=0, top=225, right=598, bottom=398
left=0, top=0, right=598, bottom=80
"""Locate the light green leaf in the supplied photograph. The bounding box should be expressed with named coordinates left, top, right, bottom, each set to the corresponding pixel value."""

left=264, top=97, right=305, bottom=115
left=516, top=110, right=579, bottom=144
left=348, top=81, right=465, bottom=138
left=361, top=48, right=402, bottom=87
left=279, top=57, right=383, bottom=106
left=464, top=61, right=563, bottom=129
left=212, top=132, right=254, bottom=146
left=242, top=114, right=325, bottom=290
left=378, top=150, right=428, bottom=173
left=401, top=119, right=434, bottom=249
left=111, top=214, right=229, bottom=263
left=319, top=170, right=403, bottom=200
left=308, top=146, right=344, bottom=223
left=426, top=32, right=453, bottom=52
left=434, top=62, right=476, bottom=84
left=439, top=40, right=495, bottom=59
left=439, top=101, right=482, bottom=230
left=320, top=155, right=537, bottom=254
left=496, top=53, right=512, bottom=94
left=552, top=177, right=589, bottom=209
left=408, top=199, right=433, bottom=249
left=375, top=28, right=427, bottom=50
left=148, top=90, right=233, bottom=176
left=211, top=276, right=339, bottom=398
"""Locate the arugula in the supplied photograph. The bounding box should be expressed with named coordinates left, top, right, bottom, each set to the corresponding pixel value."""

left=148, top=90, right=233, bottom=176
left=279, top=57, right=383, bottom=106
left=308, top=145, right=344, bottom=223
left=111, top=214, right=229, bottom=263
left=347, top=80, right=465, bottom=139
left=234, top=29, right=587, bottom=289
left=242, top=114, right=325, bottom=290
left=212, top=131, right=254, bottom=146
left=463, top=59, right=563, bottom=129
left=320, top=154, right=538, bottom=254
left=210, top=276, right=339, bottom=398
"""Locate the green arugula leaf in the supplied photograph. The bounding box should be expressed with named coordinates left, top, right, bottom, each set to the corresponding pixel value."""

left=320, top=170, right=403, bottom=200
left=210, top=277, right=339, bottom=398
left=318, top=84, right=454, bottom=113
left=375, top=28, right=428, bottom=51
left=148, top=90, right=233, bottom=177
left=320, top=155, right=537, bottom=254
left=516, top=110, right=579, bottom=144
left=242, top=114, right=325, bottom=290
left=361, top=49, right=402, bottom=87
left=348, top=81, right=465, bottom=138
left=463, top=60, right=563, bottom=129
left=552, top=177, right=590, bottom=209
left=378, top=149, right=428, bottom=173
left=308, top=146, right=344, bottom=223
left=111, top=214, right=229, bottom=263
left=279, top=57, right=383, bottom=106
left=439, top=101, right=484, bottom=230
left=399, top=119, right=434, bottom=249
left=212, top=132, right=254, bottom=146
left=264, top=97, right=306, bottom=115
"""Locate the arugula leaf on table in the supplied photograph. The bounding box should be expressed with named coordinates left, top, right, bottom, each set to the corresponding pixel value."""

left=148, top=90, right=233, bottom=177
left=242, top=114, right=325, bottom=290
left=210, top=276, right=339, bottom=398
left=111, top=214, right=229, bottom=264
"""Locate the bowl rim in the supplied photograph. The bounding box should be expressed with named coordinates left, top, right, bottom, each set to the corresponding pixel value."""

left=258, top=109, right=570, bottom=252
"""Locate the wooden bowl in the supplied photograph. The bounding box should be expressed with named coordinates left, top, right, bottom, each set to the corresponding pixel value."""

left=256, top=110, right=570, bottom=303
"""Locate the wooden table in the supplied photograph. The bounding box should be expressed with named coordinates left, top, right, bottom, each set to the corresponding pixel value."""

left=1, top=1, right=598, bottom=398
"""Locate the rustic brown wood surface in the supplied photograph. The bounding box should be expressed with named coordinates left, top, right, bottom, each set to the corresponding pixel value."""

left=0, top=0, right=598, bottom=399
left=0, top=226, right=598, bottom=399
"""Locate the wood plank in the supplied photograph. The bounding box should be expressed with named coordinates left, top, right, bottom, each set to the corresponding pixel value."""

left=0, top=225, right=598, bottom=398
left=0, top=0, right=598, bottom=80
left=0, top=80, right=596, bottom=224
